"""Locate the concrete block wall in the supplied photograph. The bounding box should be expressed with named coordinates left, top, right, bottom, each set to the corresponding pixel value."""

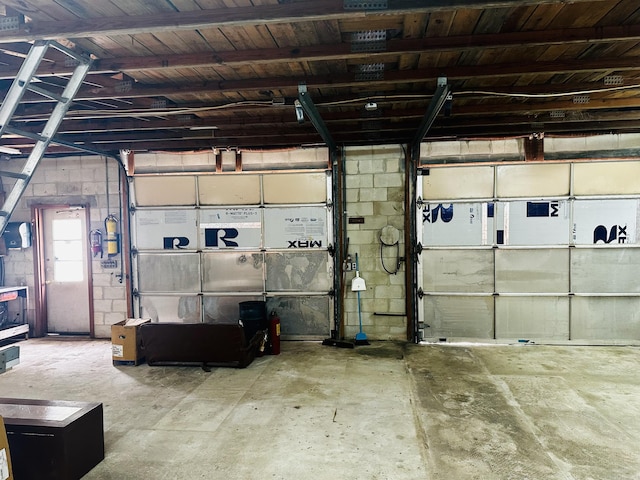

left=343, top=145, right=407, bottom=340
left=2, top=155, right=128, bottom=338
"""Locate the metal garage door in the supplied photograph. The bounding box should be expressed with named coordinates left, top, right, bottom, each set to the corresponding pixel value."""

left=416, top=160, right=640, bottom=342
left=130, top=171, right=333, bottom=339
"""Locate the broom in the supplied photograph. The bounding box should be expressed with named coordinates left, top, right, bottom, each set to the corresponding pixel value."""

left=352, top=253, right=369, bottom=345
left=322, top=240, right=355, bottom=348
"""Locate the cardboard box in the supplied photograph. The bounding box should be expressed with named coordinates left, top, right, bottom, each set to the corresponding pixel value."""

left=0, top=416, right=13, bottom=480
left=111, top=318, right=150, bottom=365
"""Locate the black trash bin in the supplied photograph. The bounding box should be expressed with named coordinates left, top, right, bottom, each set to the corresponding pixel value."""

left=239, top=301, right=267, bottom=341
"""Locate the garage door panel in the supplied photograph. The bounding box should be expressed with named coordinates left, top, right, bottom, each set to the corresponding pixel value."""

left=198, top=175, right=261, bottom=205
left=202, top=252, right=264, bottom=292
left=140, top=295, right=201, bottom=323
left=199, top=208, right=262, bottom=249
left=203, top=295, right=264, bottom=324
left=497, top=163, right=570, bottom=198
left=573, top=199, right=640, bottom=245
left=263, top=172, right=327, bottom=204
left=134, top=176, right=197, bottom=206
left=495, top=249, right=569, bottom=293
left=263, top=206, right=327, bottom=249
left=574, top=162, right=640, bottom=196
left=267, top=296, right=329, bottom=337
left=423, top=249, right=494, bottom=293
left=422, top=202, right=493, bottom=246
left=424, top=296, right=494, bottom=339
left=571, top=249, right=640, bottom=293
left=571, top=297, right=640, bottom=340
left=265, top=252, right=330, bottom=292
left=422, top=166, right=494, bottom=200
left=138, top=253, right=200, bottom=292
left=495, top=296, right=569, bottom=339
left=134, top=209, right=198, bottom=250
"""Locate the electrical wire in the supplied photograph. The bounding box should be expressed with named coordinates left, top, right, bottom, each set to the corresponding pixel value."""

left=380, top=241, right=400, bottom=275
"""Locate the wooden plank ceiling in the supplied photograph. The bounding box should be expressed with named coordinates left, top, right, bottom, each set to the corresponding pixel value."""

left=1, top=0, right=640, bottom=156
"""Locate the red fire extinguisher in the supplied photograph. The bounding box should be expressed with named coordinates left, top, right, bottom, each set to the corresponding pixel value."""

left=268, top=310, right=281, bottom=355
left=89, top=229, right=103, bottom=258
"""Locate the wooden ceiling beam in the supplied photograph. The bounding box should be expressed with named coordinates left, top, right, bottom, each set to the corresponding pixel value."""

left=5, top=55, right=638, bottom=104
left=3, top=23, right=640, bottom=79
left=98, top=57, right=640, bottom=99
left=0, top=0, right=610, bottom=42
left=10, top=95, right=640, bottom=137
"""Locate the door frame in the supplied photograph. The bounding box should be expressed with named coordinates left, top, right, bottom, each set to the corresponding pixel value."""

left=32, top=203, right=95, bottom=337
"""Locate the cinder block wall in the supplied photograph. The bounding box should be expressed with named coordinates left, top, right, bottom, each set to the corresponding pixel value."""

left=343, top=145, right=407, bottom=340
left=3, top=155, right=127, bottom=338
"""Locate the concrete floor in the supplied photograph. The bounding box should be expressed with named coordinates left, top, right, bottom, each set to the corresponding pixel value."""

left=0, top=338, right=639, bottom=480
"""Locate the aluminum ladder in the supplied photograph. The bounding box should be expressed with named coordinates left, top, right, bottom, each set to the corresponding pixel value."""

left=0, top=40, right=92, bottom=236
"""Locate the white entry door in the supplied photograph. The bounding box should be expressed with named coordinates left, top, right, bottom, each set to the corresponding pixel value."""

left=43, top=207, right=91, bottom=334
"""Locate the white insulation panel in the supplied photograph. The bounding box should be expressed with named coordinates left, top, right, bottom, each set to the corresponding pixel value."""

left=198, top=175, right=261, bottom=205
left=134, top=209, right=198, bottom=250
left=496, top=163, right=570, bottom=198
left=134, top=176, right=197, bottom=206
left=422, top=166, right=493, bottom=200
left=574, top=161, right=640, bottom=196
left=263, top=172, right=327, bottom=204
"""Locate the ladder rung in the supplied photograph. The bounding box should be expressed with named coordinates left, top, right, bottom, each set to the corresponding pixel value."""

left=26, top=84, right=67, bottom=103
left=0, top=171, right=29, bottom=180
left=49, top=41, right=91, bottom=64
left=3, top=125, right=48, bottom=142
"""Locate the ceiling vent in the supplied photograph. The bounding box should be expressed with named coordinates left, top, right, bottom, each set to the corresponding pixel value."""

left=356, top=63, right=384, bottom=81
left=603, top=75, right=624, bottom=86
left=344, top=1, right=388, bottom=10
left=351, top=30, right=387, bottom=52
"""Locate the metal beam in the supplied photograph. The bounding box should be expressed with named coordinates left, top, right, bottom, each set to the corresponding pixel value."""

left=297, top=83, right=337, bottom=152
left=411, top=77, right=451, bottom=147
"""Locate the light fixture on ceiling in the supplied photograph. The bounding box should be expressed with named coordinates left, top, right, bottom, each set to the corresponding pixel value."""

left=364, top=101, right=378, bottom=111
left=189, top=125, right=219, bottom=131
left=294, top=100, right=305, bottom=124
left=0, top=146, right=21, bottom=155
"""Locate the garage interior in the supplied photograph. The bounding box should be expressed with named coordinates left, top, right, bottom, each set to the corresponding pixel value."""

left=1, top=0, right=640, bottom=478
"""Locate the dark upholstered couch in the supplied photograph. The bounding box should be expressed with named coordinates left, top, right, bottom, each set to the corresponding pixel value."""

left=140, top=322, right=265, bottom=368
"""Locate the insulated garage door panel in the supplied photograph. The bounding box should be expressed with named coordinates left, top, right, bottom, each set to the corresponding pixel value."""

left=422, top=249, right=494, bottom=293
left=267, top=296, right=329, bottom=337
left=422, top=202, right=493, bottom=246
left=571, top=249, right=640, bottom=293
left=140, top=295, right=201, bottom=323
left=495, top=249, right=569, bottom=293
left=263, top=206, right=327, bottom=249
left=134, top=176, right=197, bottom=206
left=495, top=296, right=569, bottom=340
left=203, top=295, right=264, bottom=324
left=574, top=162, right=640, bottom=196
left=571, top=297, right=640, bottom=340
left=424, top=296, right=494, bottom=339
left=199, top=208, right=262, bottom=249
left=265, top=252, right=330, bottom=292
left=134, top=209, right=198, bottom=250
left=202, top=252, right=264, bottom=292
left=198, top=175, right=261, bottom=205
left=263, top=172, right=327, bottom=204
left=422, top=166, right=494, bottom=200
left=496, top=163, right=570, bottom=198
left=137, top=253, right=200, bottom=292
